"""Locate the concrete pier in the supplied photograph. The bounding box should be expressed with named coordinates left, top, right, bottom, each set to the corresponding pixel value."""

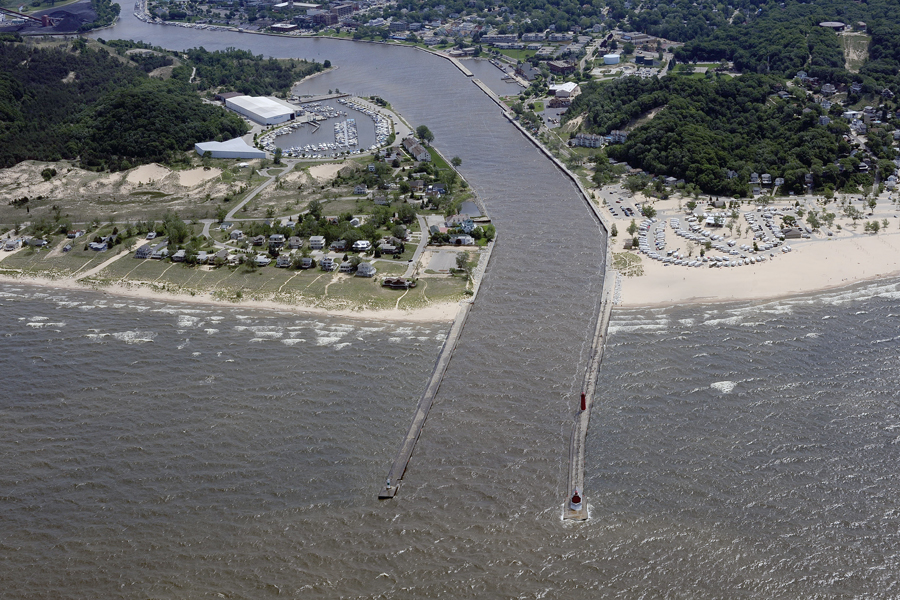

left=563, top=278, right=615, bottom=520
left=379, top=239, right=497, bottom=499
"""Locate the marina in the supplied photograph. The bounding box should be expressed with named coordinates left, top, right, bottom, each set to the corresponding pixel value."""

left=256, top=97, right=394, bottom=157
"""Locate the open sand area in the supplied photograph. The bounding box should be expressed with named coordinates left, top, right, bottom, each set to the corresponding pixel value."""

left=596, top=182, right=900, bottom=307
left=178, top=167, right=223, bottom=187
left=0, top=160, right=249, bottom=222
left=307, top=162, right=345, bottom=182
left=125, top=163, right=172, bottom=185
left=616, top=230, right=900, bottom=306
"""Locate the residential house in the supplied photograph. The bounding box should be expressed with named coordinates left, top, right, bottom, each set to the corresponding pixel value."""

left=89, top=241, right=108, bottom=252
left=356, top=262, right=377, bottom=277
left=255, top=254, right=271, bottom=267
left=275, top=254, right=292, bottom=268
left=151, top=247, right=169, bottom=260
left=761, top=173, right=772, bottom=185
left=269, top=234, right=286, bottom=247
left=172, top=249, right=186, bottom=262
left=288, top=236, right=303, bottom=249
left=230, top=229, right=244, bottom=240
left=338, top=260, right=353, bottom=273
left=251, top=235, right=266, bottom=246
left=134, top=244, right=153, bottom=259
left=449, top=234, right=475, bottom=245
left=309, top=235, right=326, bottom=249
left=749, top=172, right=760, bottom=184
left=197, top=251, right=208, bottom=264
left=402, top=137, right=431, bottom=162
left=354, top=184, right=368, bottom=194
left=446, top=214, right=475, bottom=233
left=330, top=239, right=347, bottom=251
left=299, top=257, right=313, bottom=269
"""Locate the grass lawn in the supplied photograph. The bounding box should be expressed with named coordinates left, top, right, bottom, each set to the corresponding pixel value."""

left=495, top=48, right=536, bottom=61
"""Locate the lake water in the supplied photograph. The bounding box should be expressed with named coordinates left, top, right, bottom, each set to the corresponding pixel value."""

left=3, top=8, right=895, bottom=597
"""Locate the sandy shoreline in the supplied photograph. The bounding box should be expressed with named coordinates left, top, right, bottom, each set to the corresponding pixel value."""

left=0, top=273, right=461, bottom=322
left=611, top=212, right=900, bottom=308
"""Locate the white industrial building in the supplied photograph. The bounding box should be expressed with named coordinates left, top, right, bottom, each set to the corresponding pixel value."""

left=195, top=137, right=266, bottom=159
left=549, top=82, right=581, bottom=98
left=225, top=95, right=297, bottom=125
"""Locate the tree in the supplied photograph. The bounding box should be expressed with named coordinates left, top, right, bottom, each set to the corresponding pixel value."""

left=451, top=156, right=462, bottom=167
left=416, top=125, right=435, bottom=145
left=455, top=251, right=470, bottom=279
left=640, top=204, right=657, bottom=218
left=273, top=147, right=282, bottom=164
left=627, top=219, right=637, bottom=236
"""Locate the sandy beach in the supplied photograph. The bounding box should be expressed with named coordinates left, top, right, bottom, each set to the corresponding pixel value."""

left=616, top=230, right=900, bottom=307
left=0, top=271, right=461, bottom=322
left=595, top=183, right=900, bottom=307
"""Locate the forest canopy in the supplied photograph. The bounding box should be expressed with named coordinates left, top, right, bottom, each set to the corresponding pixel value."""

left=566, top=75, right=862, bottom=195
left=0, top=40, right=330, bottom=170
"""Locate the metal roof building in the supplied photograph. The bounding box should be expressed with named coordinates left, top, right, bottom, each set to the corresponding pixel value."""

left=224, top=96, right=297, bottom=125
left=195, top=137, right=266, bottom=159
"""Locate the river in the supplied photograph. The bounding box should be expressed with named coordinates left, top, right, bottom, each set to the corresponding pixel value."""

left=1, top=8, right=897, bottom=598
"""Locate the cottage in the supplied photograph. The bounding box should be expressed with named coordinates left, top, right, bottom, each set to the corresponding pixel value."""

left=134, top=244, right=153, bottom=259
left=309, top=235, right=326, bottom=249
left=352, top=240, right=372, bottom=252
left=449, top=234, right=475, bottom=246
left=89, top=241, right=108, bottom=252
left=411, top=180, right=425, bottom=193
left=288, top=236, right=303, bottom=249
left=251, top=235, right=266, bottom=246
left=330, top=239, right=348, bottom=251
left=3, top=239, right=21, bottom=251
left=354, top=184, right=368, bottom=195
left=151, top=247, right=169, bottom=260
left=373, top=195, right=390, bottom=206
left=214, top=249, right=230, bottom=264
left=275, top=254, right=292, bottom=268
left=761, top=173, right=772, bottom=185
left=269, top=234, right=286, bottom=247
left=299, top=257, right=313, bottom=269
left=230, top=229, right=244, bottom=240
left=338, top=260, right=354, bottom=273
left=356, top=262, right=377, bottom=277
left=172, top=249, right=186, bottom=262
left=446, top=214, right=475, bottom=233
left=197, top=251, right=208, bottom=264
left=255, top=254, right=271, bottom=267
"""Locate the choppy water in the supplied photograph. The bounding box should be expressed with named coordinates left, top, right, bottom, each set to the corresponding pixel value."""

left=0, top=8, right=891, bottom=597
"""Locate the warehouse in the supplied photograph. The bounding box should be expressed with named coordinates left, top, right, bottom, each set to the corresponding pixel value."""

left=224, top=96, right=297, bottom=125
left=195, top=137, right=266, bottom=159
